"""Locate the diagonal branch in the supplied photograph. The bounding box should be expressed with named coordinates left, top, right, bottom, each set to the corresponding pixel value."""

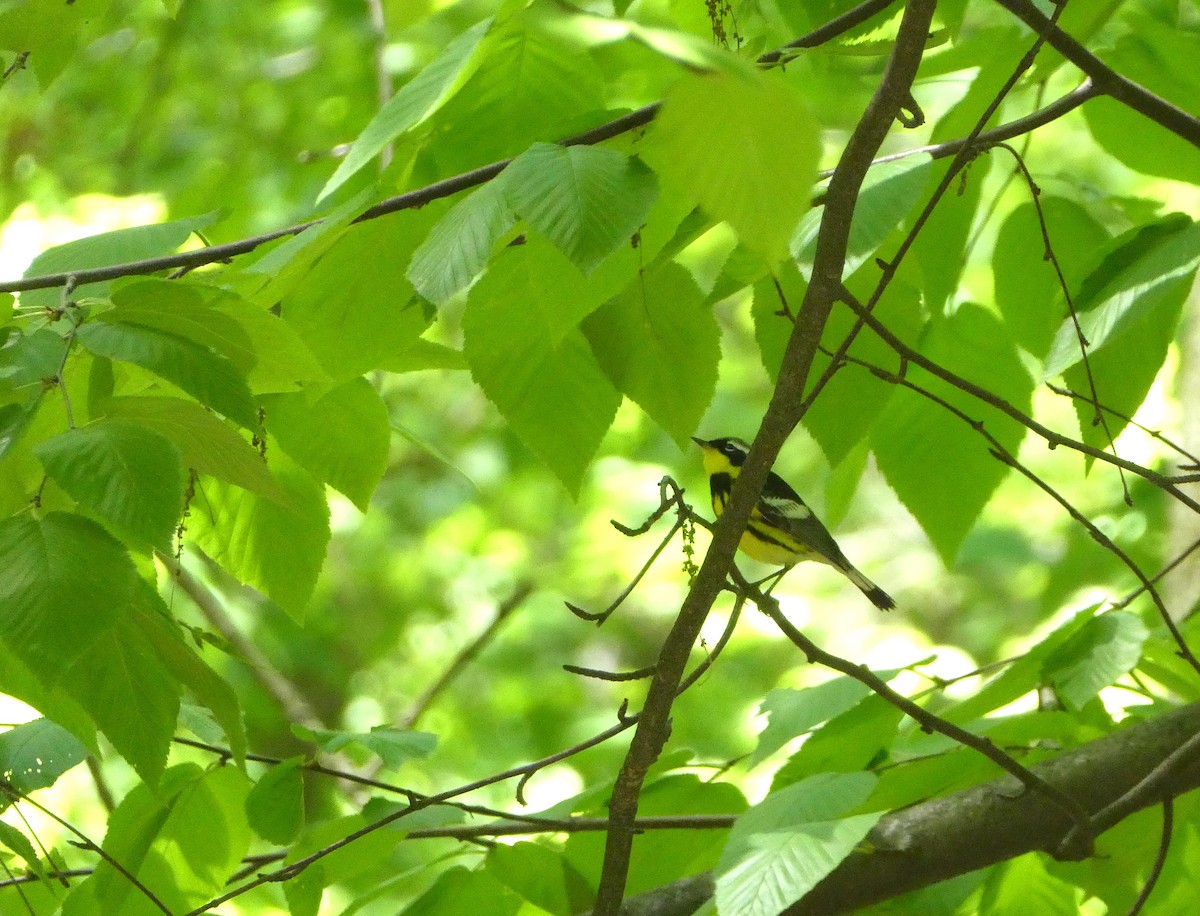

left=991, top=0, right=1200, bottom=149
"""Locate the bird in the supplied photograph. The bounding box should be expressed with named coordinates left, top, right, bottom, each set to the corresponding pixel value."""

left=692, top=436, right=894, bottom=611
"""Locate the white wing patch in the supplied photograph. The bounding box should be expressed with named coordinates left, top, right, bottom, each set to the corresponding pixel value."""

left=763, top=494, right=811, bottom=519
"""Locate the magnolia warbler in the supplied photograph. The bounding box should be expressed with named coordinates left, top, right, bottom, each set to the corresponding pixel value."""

left=693, top=436, right=894, bottom=611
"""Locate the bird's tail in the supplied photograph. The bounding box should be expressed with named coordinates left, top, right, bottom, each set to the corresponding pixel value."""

left=842, top=565, right=895, bottom=612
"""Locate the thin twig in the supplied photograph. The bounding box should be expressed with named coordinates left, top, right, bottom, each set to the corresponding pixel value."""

left=402, top=583, right=532, bottom=727
left=1, top=786, right=172, bottom=915
left=1126, top=799, right=1174, bottom=916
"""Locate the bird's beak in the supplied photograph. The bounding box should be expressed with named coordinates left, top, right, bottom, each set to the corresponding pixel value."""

left=691, top=436, right=708, bottom=448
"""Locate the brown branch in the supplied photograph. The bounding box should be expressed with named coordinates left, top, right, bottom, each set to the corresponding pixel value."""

left=0, top=0, right=898, bottom=297
left=992, top=0, right=1200, bottom=150
left=754, top=591, right=1093, bottom=837
left=601, top=701, right=1200, bottom=916
left=590, top=4, right=938, bottom=913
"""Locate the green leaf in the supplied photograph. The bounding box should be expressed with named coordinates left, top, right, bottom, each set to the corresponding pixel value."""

left=773, top=695, right=905, bottom=788
left=463, top=241, right=621, bottom=494
left=68, top=764, right=199, bottom=916
left=404, top=866, right=522, bottom=916
left=427, top=10, right=606, bottom=173
left=1083, top=15, right=1200, bottom=184
left=187, top=451, right=331, bottom=620
left=751, top=679, right=877, bottom=766
left=642, top=70, right=819, bottom=263
left=246, top=757, right=305, bottom=845
left=319, top=18, right=494, bottom=201
left=503, top=143, right=658, bottom=274
left=18, top=212, right=218, bottom=311
left=582, top=261, right=718, bottom=445
left=35, top=419, right=185, bottom=549
left=76, top=320, right=257, bottom=427
left=0, top=820, right=40, bottom=871
left=408, top=180, right=516, bottom=306
left=792, top=155, right=933, bottom=279
left=281, top=214, right=435, bottom=381
left=292, top=724, right=436, bottom=768
left=1044, top=221, right=1200, bottom=377
left=980, top=853, right=1083, bottom=916
left=89, top=764, right=252, bottom=915
left=871, top=305, right=1033, bottom=564
left=66, top=590, right=181, bottom=785
left=100, top=396, right=285, bottom=502
left=716, top=773, right=882, bottom=916
left=799, top=277, right=922, bottom=466
left=993, top=197, right=1110, bottom=358
left=262, top=377, right=390, bottom=511
left=0, top=718, right=89, bottom=795
left=135, top=590, right=246, bottom=763
left=107, top=280, right=256, bottom=371
left=0, top=512, right=136, bottom=683
left=0, top=326, right=65, bottom=389
left=1044, top=611, right=1149, bottom=711
left=377, top=338, right=468, bottom=372
left=487, top=841, right=593, bottom=916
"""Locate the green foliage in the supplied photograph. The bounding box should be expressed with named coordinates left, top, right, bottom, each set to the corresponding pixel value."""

left=3, top=0, right=1200, bottom=914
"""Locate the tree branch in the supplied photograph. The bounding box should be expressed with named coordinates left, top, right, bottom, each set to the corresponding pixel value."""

left=590, top=3, right=938, bottom=912
left=991, top=0, right=1200, bottom=150
left=599, top=701, right=1200, bottom=916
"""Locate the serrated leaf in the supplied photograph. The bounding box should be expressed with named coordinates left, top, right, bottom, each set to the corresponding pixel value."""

left=71, top=764, right=202, bottom=916
left=320, top=19, right=494, bottom=201
left=792, top=155, right=933, bottom=279
left=0, top=821, right=40, bottom=871
left=872, top=305, right=1033, bottom=564
left=641, top=70, right=819, bottom=263
left=751, top=680, right=875, bottom=766
left=100, top=396, right=285, bottom=502
left=35, top=419, right=185, bottom=549
left=463, top=243, right=620, bottom=494
left=0, top=326, right=65, bottom=389
left=281, top=214, right=435, bottom=381
left=408, top=181, right=516, bottom=305
left=246, top=757, right=305, bottom=845
left=717, top=773, right=882, bottom=916
left=1044, top=611, right=1149, bottom=711
left=19, top=212, right=218, bottom=311
left=428, top=12, right=606, bottom=173
left=503, top=143, right=658, bottom=274
left=107, top=279, right=256, bottom=369
left=1044, top=221, right=1200, bottom=378
left=993, top=197, right=1110, bottom=358
left=76, top=320, right=257, bottom=427
left=187, top=451, right=330, bottom=620
left=0, top=513, right=136, bottom=683
left=86, top=764, right=252, bottom=914
left=0, top=718, right=89, bottom=795
left=980, top=852, right=1082, bottom=916
left=262, top=377, right=390, bottom=510
left=66, top=593, right=181, bottom=786
left=135, top=590, right=246, bottom=763
left=582, top=261, right=717, bottom=445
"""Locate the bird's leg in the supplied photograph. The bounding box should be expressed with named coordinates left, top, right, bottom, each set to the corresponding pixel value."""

left=753, top=566, right=791, bottom=596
